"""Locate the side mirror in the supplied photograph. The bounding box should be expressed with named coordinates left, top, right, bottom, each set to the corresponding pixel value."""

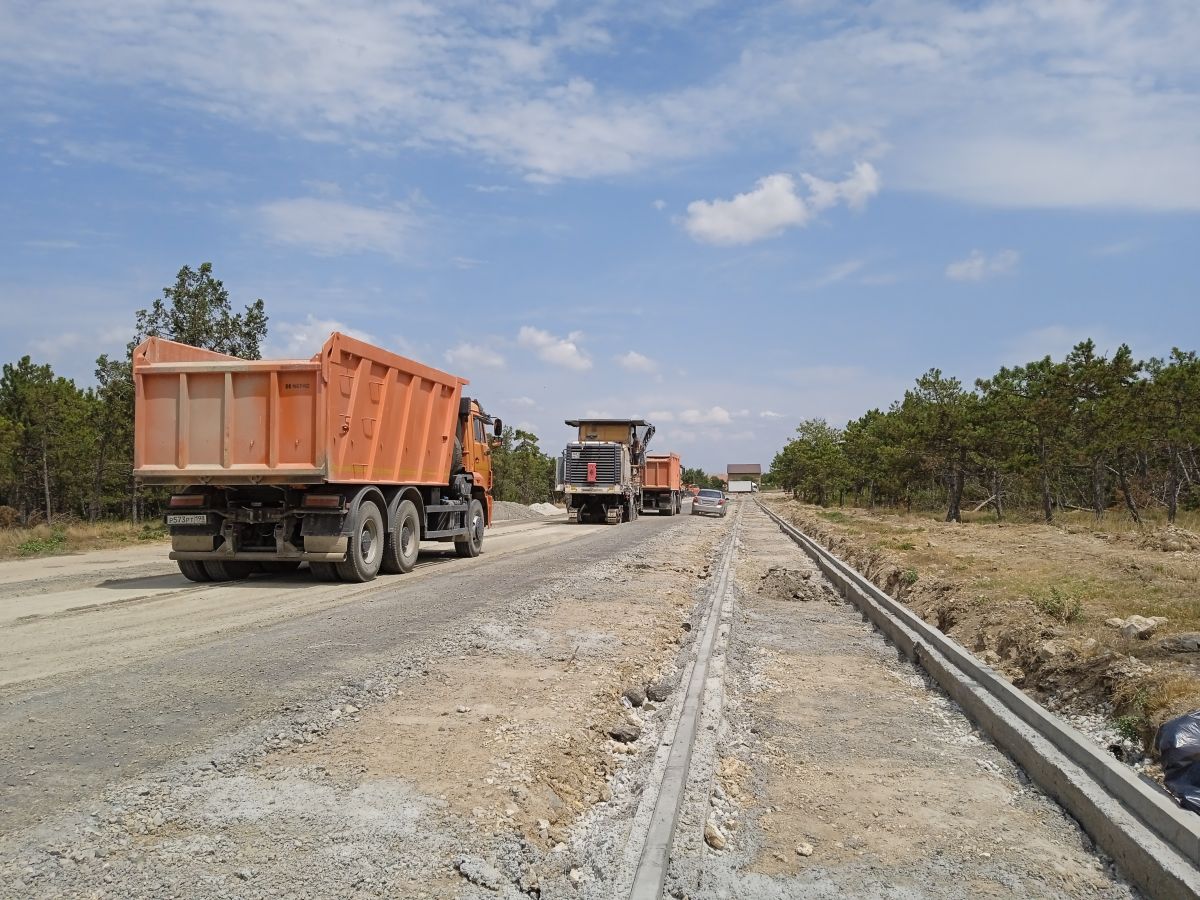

left=493, top=418, right=503, bottom=437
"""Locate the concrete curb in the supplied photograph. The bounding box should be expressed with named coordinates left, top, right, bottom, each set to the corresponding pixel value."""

left=625, top=510, right=741, bottom=900
left=758, top=500, right=1200, bottom=900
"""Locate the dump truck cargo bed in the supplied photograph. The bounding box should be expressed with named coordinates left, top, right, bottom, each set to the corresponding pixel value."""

left=642, top=453, right=681, bottom=492
left=133, top=333, right=467, bottom=486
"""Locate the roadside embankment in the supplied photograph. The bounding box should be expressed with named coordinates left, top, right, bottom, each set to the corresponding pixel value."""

left=761, top=496, right=1200, bottom=757
left=0, top=520, right=167, bottom=560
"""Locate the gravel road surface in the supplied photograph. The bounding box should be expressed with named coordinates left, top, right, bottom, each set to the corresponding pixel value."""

left=0, top=497, right=1142, bottom=899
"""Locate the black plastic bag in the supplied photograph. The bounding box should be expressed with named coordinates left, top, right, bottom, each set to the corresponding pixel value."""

left=1155, top=711, right=1200, bottom=813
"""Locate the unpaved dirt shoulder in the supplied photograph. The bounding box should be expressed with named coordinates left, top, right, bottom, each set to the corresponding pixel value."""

left=688, top=503, right=1131, bottom=898
left=0, top=515, right=733, bottom=899
left=762, top=497, right=1200, bottom=758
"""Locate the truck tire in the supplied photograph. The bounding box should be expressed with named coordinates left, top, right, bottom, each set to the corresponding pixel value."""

left=454, top=499, right=484, bottom=557
left=336, top=501, right=384, bottom=583
left=452, top=437, right=464, bottom=474
left=382, top=499, right=420, bottom=574
left=177, top=559, right=212, bottom=582
left=309, top=562, right=340, bottom=581
left=203, top=560, right=255, bottom=581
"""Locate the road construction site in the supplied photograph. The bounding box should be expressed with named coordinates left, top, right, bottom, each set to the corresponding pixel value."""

left=2, top=497, right=1165, bottom=899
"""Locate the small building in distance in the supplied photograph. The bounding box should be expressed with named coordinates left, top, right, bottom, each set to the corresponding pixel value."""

left=726, top=463, right=762, bottom=487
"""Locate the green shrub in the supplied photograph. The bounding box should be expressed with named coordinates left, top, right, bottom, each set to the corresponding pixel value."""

left=18, top=528, right=67, bottom=556
left=1033, top=586, right=1083, bottom=623
left=1115, top=714, right=1143, bottom=743
left=901, top=568, right=919, bottom=585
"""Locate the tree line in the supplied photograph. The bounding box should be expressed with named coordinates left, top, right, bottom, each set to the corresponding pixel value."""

left=682, top=467, right=725, bottom=490
left=769, top=340, right=1200, bottom=524
left=0, top=263, right=267, bottom=526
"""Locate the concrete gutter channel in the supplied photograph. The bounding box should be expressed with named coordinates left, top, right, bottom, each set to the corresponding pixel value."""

left=757, top=499, right=1200, bottom=900
left=619, top=507, right=741, bottom=900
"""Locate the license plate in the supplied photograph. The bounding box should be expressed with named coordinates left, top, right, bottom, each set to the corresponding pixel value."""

left=167, top=514, right=208, bottom=526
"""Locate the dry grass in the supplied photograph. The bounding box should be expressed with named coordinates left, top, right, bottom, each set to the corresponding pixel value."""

left=0, top=521, right=168, bottom=560
left=850, top=501, right=1200, bottom=533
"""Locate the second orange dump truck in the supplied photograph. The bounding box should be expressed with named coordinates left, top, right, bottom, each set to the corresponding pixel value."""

left=640, top=452, right=682, bottom=515
left=133, top=333, right=501, bottom=584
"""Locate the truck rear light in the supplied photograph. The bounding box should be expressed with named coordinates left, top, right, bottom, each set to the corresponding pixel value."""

left=304, top=494, right=343, bottom=508
left=587, top=462, right=597, bottom=483
left=168, top=494, right=206, bottom=507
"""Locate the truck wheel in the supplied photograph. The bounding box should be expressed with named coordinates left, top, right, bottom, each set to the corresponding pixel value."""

left=452, top=437, right=464, bottom=474
left=382, top=499, right=420, bottom=574
left=203, top=560, right=255, bottom=581
left=177, top=560, right=212, bottom=582
left=336, top=501, right=384, bottom=583
left=454, top=499, right=484, bottom=557
left=309, top=562, right=340, bottom=581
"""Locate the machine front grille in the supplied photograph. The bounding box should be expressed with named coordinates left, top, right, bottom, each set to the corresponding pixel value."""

left=563, top=443, right=621, bottom=486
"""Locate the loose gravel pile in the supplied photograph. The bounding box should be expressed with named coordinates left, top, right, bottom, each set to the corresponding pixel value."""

left=492, top=501, right=563, bottom=521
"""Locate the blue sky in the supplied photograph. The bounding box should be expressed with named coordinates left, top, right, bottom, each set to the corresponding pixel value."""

left=1, top=1, right=1197, bottom=472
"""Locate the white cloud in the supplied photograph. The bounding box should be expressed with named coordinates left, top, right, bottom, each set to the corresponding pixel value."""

left=508, top=396, right=537, bottom=408
left=1002, top=325, right=1120, bottom=366
left=812, top=123, right=890, bottom=160
left=31, top=325, right=127, bottom=363
left=945, top=249, right=1020, bottom=282
left=678, top=406, right=733, bottom=425
left=683, top=163, right=880, bottom=245
left=445, top=342, right=506, bottom=369
left=804, top=259, right=865, bottom=290
left=759, top=410, right=785, bottom=419
left=652, top=199, right=666, bottom=211
left=22, top=239, right=79, bottom=250
left=616, top=350, right=656, bottom=373
left=2, top=3, right=1196, bottom=206
left=258, top=198, right=413, bottom=258
left=517, top=325, right=592, bottom=370
left=270, top=314, right=375, bottom=358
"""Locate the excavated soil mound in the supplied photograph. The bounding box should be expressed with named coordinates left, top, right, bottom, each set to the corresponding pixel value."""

left=1140, top=526, right=1200, bottom=553
left=758, top=565, right=832, bottom=602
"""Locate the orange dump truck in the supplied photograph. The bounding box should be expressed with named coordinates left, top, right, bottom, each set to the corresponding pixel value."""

left=133, top=333, right=501, bottom=583
left=641, top=452, right=682, bottom=515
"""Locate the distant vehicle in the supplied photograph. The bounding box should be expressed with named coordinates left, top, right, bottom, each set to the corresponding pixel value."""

left=641, top=453, right=682, bottom=515
left=691, top=488, right=728, bottom=518
left=557, top=418, right=655, bottom=525
left=727, top=480, right=756, bottom=493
